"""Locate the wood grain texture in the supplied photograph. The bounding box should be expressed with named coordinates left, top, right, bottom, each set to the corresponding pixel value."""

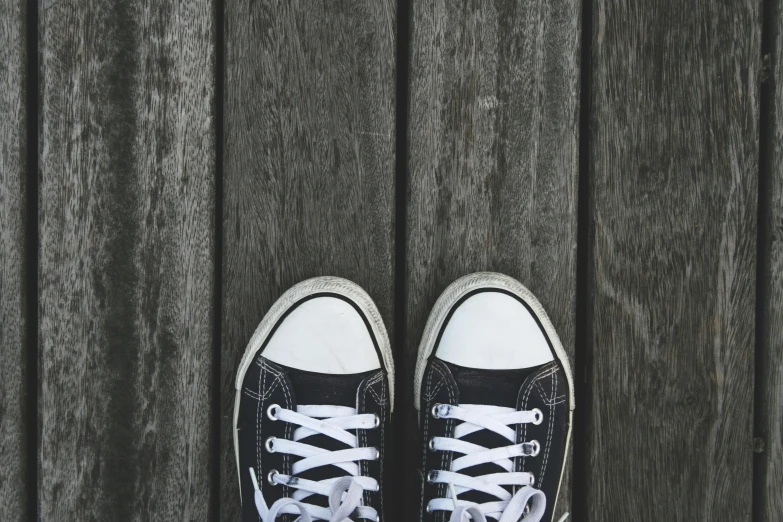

left=406, top=1, right=581, bottom=520
left=587, top=1, right=760, bottom=519
left=759, top=4, right=783, bottom=518
left=39, top=1, right=214, bottom=519
left=0, top=0, right=26, bottom=518
left=221, top=1, right=396, bottom=519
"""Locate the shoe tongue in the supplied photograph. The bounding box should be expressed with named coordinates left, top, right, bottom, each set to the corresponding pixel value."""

left=442, top=361, right=548, bottom=508
left=281, top=367, right=377, bottom=510
left=286, top=367, right=371, bottom=407
left=445, top=361, right=539, bottom=407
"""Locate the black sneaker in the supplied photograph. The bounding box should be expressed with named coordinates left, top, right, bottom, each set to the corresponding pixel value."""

left=414, top=273, right=574, bottom=522
left=233, top=277, right=394, bottom=521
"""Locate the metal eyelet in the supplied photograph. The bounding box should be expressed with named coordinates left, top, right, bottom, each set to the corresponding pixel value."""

left=529, top=439, right=540, bottom=457
left=374, top=414, right=381, bottom=428
left=428, top=437, right=436, bottom=451
left=529, top=473, right=536, bottom=486
left=374, top=448, right=381, bottom=460
left=426, top=471, right=437, bottom=482
left=267, top=404, right=281, bottom=421
left=265, top=436, right=276, bottom=453
left=426, top=505, right=433, bottom=513
left=531, top=408, right=544, bottom=425
left=431, top=404, right=442, bottom=418
left=268, top=469, right=279, bottom=485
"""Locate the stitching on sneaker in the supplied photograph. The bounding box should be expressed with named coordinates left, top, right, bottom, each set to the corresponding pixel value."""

left=256, top=359, right=267, bottom=504
left=519, top=366, right=558, bottom=474
left=243, top=388, right=262, bottom=400
left=540, top=370, right=556, bottom=483
left=358, top=370, right=383, bottom=506
left=425, top=372, right=446, bottom=402
left=359, top=376, right=369, bottom=505
left=261, top=360, right=294, bottom=495
left=367, top=372, right=386, bottom=406
left=419, top=364, right=434, bottom=521
left=433, top=361, right=457, bottom=522
left=378, top=376, right=386, bottom=519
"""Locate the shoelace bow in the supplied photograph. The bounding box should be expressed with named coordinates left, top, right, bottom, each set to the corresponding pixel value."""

left=426, top=404, right=570, bottom=522
left=250, top=404, right=380, bottom=521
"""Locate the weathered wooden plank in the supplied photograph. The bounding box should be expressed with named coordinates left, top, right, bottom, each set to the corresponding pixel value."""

left=587, top=1, right=760, bottom=519
left=221, top=1, right=396, bottom=519
left=0, top=0, right=27, bottom=518
left=39, top=1, right=214, bottom=518
left=406, top=1, right=581, bottom=520
left=759, top=4, right=783, bottom=518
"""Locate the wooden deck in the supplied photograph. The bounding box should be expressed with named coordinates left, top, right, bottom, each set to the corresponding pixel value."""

left=0, top=0, right=780, bottom=520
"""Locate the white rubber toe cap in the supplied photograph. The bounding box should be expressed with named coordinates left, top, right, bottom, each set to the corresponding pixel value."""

left=435, top=291, right=555, bottom=369
left=261, top=296, right=381, bottom=374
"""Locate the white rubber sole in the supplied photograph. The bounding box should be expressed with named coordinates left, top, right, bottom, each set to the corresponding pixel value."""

left=413, top=272, right=575, bottom=521
left=232, top=276, right=394, bottom=500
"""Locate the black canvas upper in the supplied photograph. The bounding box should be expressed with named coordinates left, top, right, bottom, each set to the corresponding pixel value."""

left=237, top=356, right=390, bottom=522
left=418, top=358, right=570, bottom=522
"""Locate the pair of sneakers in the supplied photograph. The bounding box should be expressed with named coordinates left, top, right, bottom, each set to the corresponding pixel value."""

left=233, top=273, right=574, bottom=522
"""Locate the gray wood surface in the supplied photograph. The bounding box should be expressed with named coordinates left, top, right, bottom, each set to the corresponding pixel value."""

left=39, top=1, right=214, bottom=519
left=221, top=1, right=396, bottom=519
left=406, top=1, right=581, bottom=520
left=760, top=5, right=783, bottom=518
left=587, top=1, right=760, bottom=519
left=0, top=0, right=26, bottom=518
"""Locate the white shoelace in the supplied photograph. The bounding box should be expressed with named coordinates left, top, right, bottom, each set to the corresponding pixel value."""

left=426, top=404, right=570, bottom=522
left=250, top=404, right=380, bottom=521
